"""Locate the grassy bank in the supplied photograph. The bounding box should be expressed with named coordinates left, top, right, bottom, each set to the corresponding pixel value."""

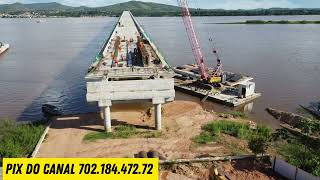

left=276, top=140, right=320, bottom=176
left=83, top=125, right=162, bottom=142
left=193, top=120, right=272, bottom=144
left=273, top=125, right=320, bottom=176
left=192, top=119, right=320, bottom=176
left=0, top=120, right=45, bottom=166
left=216, top=20, right=320, bottom=24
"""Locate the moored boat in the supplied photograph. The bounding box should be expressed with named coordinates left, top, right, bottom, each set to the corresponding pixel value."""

left=0, top=42, right=10, bottom=55
left=300, top=101, right=320, bottom=119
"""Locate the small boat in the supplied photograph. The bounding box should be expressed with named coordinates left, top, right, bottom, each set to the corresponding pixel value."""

left=300, top=101, right=320, bottom=119
left=42, top=104, right=61, bottom=117
left=36, top=20, right=46, bottom=23
left=0, top=42, right=9, bottom=55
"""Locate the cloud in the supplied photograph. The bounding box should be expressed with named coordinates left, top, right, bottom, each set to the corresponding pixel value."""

left=0, top=0, right=15, bottom=3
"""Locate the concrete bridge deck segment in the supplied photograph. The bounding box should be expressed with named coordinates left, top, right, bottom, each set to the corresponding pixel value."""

left=86, top=11, right=175, bottom=132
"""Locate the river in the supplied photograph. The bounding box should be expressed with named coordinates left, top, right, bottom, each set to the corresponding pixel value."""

left=0, top=15, right=319, bottom=127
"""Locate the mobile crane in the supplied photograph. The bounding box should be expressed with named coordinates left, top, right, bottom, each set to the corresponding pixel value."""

left=177, top=0, right=223, bottom=84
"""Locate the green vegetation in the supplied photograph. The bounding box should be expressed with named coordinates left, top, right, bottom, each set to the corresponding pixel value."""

left=0, top=120, right=45, bottom=166
left=273, top=114, right=320, bottom=177
left=219, top=20, right=320, bottom=24
left=192, top=132, right=216, bottom=144
left=296, top=117, right=320, bottom=136
left=83, top=125, right=162, bottom=142
left=249, top=135, right=269, bottom=155
left=83, top=125, right=137, bottom=141
left=1, top=1, right=320, bottom=17
left=193, top=120, right=272, bottom=144
left=227, top=111, right=248, bottom=119
left=248, top=20, right=320, bottom=24
left=277, top=141, right=320, bottom=176
left=143, top=131, right=162, bottom=138
left=193, top=119, right=320, bottom=175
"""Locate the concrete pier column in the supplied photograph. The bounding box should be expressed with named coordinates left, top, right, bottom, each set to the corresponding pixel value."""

left=100, top=107, right=105, bottom=119
left=155, top=104, right=162, bottom=130
left=103, top=106, right=112, bottom=132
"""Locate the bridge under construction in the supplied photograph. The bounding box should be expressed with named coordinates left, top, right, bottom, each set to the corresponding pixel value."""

left=86, top=10, right=261, bottom=132
left=86, top=11, right=175, bottom=132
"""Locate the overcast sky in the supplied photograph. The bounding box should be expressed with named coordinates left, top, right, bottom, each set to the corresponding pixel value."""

left=0, top=0, right=320, bottom=9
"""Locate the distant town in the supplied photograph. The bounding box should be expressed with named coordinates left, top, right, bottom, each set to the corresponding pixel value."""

left=0, top=12, right=48, bottom=18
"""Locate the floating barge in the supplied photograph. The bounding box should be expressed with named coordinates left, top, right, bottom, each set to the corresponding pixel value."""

left=85, top=11, right=175, bottom=132
left=173, top=64, right=261, bottom=107
left=0, top=42, right=9, bottom=55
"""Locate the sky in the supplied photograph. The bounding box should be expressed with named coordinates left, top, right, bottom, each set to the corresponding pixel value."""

left=0, top=0, right=320, bottom=9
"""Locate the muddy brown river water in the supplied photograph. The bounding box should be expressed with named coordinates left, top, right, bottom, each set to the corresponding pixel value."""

left=0, top=15, right=319, bottom=127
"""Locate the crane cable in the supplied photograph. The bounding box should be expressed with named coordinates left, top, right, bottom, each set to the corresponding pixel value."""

left=210, top=37, right=223, bottom=76
left=192, top=0, right=223, bottom=77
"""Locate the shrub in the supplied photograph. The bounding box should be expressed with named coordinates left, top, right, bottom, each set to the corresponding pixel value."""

left=254, top=126, right=273, bottom=138
left=249, top=135, right=269, bottom=155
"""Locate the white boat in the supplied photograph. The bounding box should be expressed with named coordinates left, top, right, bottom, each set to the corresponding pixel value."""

left=0, top=42, right=10, bottom=55
left=36, top=20, right=46, bottom=23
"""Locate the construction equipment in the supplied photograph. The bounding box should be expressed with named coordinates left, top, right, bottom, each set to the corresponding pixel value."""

left=177, top=0, right=223, bottom=84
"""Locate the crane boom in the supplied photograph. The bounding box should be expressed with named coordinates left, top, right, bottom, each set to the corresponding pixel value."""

left=177, top=0, right=208, bottom=80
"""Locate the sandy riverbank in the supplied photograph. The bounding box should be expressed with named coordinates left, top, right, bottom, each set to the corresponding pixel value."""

left=34, top=93, right=284, bottom=179
left=36, top=99, right=232, bottom=158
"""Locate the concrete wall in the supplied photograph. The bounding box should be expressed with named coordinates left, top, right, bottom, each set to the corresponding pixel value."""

left=271, top=157, right=319, bottom=180
left=87, top=78, right=175, bottom=105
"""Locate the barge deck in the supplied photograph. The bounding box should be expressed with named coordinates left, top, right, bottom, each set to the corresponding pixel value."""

left=173, top=64, right=261, bottom=107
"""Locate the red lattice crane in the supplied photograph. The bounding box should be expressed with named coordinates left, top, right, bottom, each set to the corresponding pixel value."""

left=177, top=0, right=223, bottom=82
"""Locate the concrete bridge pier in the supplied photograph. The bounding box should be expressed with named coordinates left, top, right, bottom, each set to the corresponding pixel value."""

left=103, top=106, right=112, bottom=133
left=155, top=104, right=162, bottom=130
left=99, top=100, right=112, bottom=133
left=153, top=98, right=165, bottom=130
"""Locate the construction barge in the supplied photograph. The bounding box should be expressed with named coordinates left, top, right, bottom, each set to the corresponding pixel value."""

left=171, top=0, right=260, bottom=107
left=173, top=64, right=261, bottom=107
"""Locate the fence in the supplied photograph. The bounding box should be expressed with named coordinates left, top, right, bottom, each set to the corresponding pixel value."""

left=271, top=157, right=319, bottom=180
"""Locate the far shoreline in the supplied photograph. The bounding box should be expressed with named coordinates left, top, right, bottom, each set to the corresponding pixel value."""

left=2, top=14, right=320, bottom=19
left=208, top=20, right=320, bottom=25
